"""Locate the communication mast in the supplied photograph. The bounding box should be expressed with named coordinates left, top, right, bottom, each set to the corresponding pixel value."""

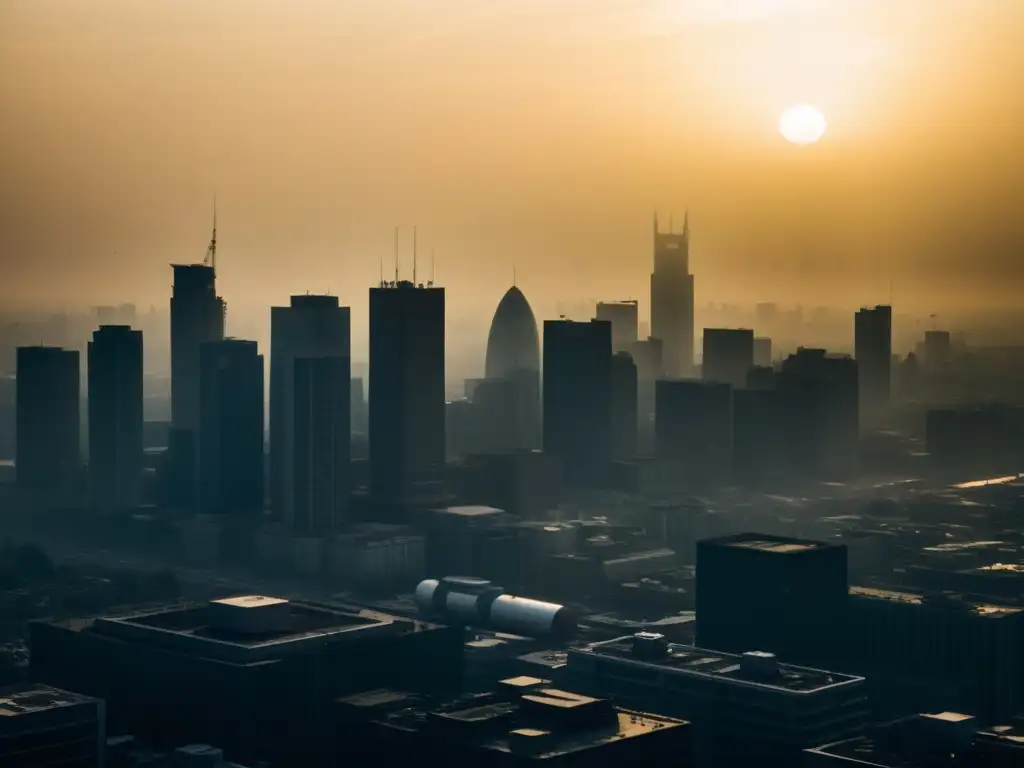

left=203, top=197, right=217, bottom=271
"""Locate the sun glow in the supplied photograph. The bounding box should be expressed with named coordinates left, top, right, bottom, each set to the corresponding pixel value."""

left=779, top=104, right=828, bottom=145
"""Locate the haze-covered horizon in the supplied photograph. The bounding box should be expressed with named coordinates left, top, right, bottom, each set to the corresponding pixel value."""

left=3, top=0, right=1024, bottom=337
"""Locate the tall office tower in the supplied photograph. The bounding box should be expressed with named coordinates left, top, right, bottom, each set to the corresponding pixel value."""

left=854, top=305, right=892, bottom=426
left=483, top=285, right=542, bottom=450
left=595, top=300, right=639, bottom=353
left=778, top=348, right=859, bottom=479
left=655, top=379, right=732, bottom=483
left=923, top=329, right=951, bottom=368
left=88, top=325, right=143, bottom=512
left=630, top=337, right=664, bottom=453
left=370, top=280, right=446, bottom=511
left=351, top=377, right=368, bottom=434
left=15, top=347, right=80, bottom=499
left=610, top=351, right=638, bottom=460
left=703, top=328, right=755, bottom=389
left=696, top=533, right=848, bottom=669
left=753, top=336, right=772, bottom=368
left=733, top=388, right=784, bottom=484
left=543, top=319, right=613, bottom=486
left=270, top=295, right=351, bottom=532
left=198, top=339, right=264, bottom=516
left=650, top=213, right=695, bottom=377
left=169, top=237, right=225, bottom=509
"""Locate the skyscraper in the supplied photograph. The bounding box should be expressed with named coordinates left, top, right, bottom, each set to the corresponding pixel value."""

left=655, top=379, right=733, bottom=483
left=542, top=319, right=612, bottom=485
left=650, top=213, right=695, bottom=378
left=369, top=280, right=446, bottom=511
left=703, top=328, right=755, bottom=389
left=169, top=237, right=225, bottom=510
left=88, top=325, right=143, bottom=512
left=198, top=339, right=264, bottom=516
left=15, top=347, right=80, bottom=500
left=270, top=295, right=351, bottom=533
left=595, top=300, right=639, bottom=353
left=854, top=305, right=892, bottom=426
left=484, top=285, right=541, bottom=450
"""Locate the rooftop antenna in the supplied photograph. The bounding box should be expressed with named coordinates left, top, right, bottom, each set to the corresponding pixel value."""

left=379, top=253, right=384, bottom=287
left=413, top=225, right=418, bottom=285
left=204, top=195, right=218, bottom=271
left=430, top=248, right=436, bottom=287
left=393, top=226, right=399, bottom=284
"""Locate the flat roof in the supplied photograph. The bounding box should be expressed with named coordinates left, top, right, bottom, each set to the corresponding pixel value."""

left=705, top=532, right=828, bottom=554
left=572, top=638, right=862, bottom=694
left=0, top=684, right=96, bottom=719
left=339, top=681, right=687, bottom=759
left=849, top=586, right=1023, bottom=618
left=436, top=505, right=505, bottom=517
left=50, top=599, right=427, bottom=664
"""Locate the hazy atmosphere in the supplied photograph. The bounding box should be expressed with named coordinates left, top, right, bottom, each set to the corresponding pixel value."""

left=3, top=0, right=1023, bottom=351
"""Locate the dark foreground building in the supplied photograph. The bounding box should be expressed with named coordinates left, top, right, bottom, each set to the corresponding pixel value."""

left=29, top=596, right=462, bottom=766
left=0, top=683, right=104, bottom=768
left=336, top=675, right=692, bottom=767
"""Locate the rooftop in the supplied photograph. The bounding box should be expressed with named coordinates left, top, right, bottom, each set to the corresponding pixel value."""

left=849, top=586, right=1023, bottom=618
left=49, top=597, right=426, bottom=664
left=0, top=684, right=96, bottom=719
left=573, top=636, right=860, bottom=694
left=808, top=713, right=1024, bottom=766
left=706, top=532, right=829, bottom=554
left=338, top=678, right=687, bottom=759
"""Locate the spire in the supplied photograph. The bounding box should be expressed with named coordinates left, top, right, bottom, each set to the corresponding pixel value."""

left=204, top=195, right=218, bottom=271
left=683, top=209, right=690, bottom=236
left=653, top=210, right=659, bottom=236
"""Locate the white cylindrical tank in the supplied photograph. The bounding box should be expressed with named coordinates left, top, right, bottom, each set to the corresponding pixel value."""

left=489, top=594, right=576, bottom=637
left=414, top=578, right=441, bottom=614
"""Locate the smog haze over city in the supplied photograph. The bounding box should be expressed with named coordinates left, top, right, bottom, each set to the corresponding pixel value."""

left=3, top=3, right=1024, bottom=768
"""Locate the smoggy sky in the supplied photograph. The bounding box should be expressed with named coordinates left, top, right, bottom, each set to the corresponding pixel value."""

left=2, top=0, right=1023, bottom=335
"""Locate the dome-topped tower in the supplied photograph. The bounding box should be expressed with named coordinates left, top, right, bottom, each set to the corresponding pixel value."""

left=485, top=285, right=540, bottom=379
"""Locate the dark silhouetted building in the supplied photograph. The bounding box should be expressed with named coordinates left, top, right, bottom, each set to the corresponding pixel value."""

left=270, top=295, right=351, bottom=533
left=655, top=379, right=732, bottom=483
left=596, top=300, right=640, bottom=353
left=88, top=325, right=143, bottom=513
left=15, top=346, right=80, bottom=499
left=923, top=330, right=951, bottom=368
left=650, top=214, right=695, bottom=378
left=806, top=712, right=1024, bottom=768
left=566, top=636, right=866, bottom=767
left=733, top=387, right=784, bottom=484
left=30, top=596, right=463, bottom=767
left=484, top=285, right=542, bottom=451
left=0, top=683, right=104, bottom=768
left=611, top=352, right=638, bottom=460
left=702, top=328, right=754, bottom=389
left=169, top=261, right=225, bottom=510
left=370, top=281, right=446, bottom=511
left=696, top=533, right=848, bottom=669
left=336, top=676, right=691, bottom=768
left=351, top=377, right=368, bottom=434
left=855, top=305, right=892, bottom=426
left=753, top=336, right=772, bottom=367
left=198, top=339, right=264, bottom=516
left=778, top=348, right=859, bottom=479
left=543, top=319, right=612, bottom=486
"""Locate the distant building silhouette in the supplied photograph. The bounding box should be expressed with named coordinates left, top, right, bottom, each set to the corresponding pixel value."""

left=703, top=328, right=755, bottom=389
left=270, top=295, right=351, bottom=534
left=854, top=305, right=892, bottom=426
left=543, top=319, right=612, bottom=485
left=15, top=346, right=80, bottom=500
left=655, top=379, right=732, bottom=484
left=753, top=336, right=772, bottom=368
left=610, top=351, right=638, bottom=460
left=88, top=325, right=143, bottom=512
left=168, top=260, right=224, bottom=510
left=650, top=213, right=695, bottom=377
left=198, top=339, right=264, bottom=516
left=778, top=348, right=859, bottom=479
left=369, top=280, right=446, bottom=511
left=483, top=285, right=541, bottom=450
left=596, top=300, right=639, bottom=353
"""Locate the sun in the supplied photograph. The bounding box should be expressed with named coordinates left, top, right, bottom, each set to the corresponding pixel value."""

left=778, top=104, right=827, bottom=146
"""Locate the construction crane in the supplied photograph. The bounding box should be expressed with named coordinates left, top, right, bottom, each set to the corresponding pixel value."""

left=203, top=198, right=217, bottom=271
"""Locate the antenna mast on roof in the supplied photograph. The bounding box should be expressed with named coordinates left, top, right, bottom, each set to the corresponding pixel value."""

left=430, top=248, right=436, bottom=286
left=413, top=225, right=418, bottom=285
left=394, top=226, right=399, bottom=284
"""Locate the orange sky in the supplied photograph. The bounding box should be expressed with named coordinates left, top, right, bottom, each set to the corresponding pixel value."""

left=2, top=0, right=1023, bottom=343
